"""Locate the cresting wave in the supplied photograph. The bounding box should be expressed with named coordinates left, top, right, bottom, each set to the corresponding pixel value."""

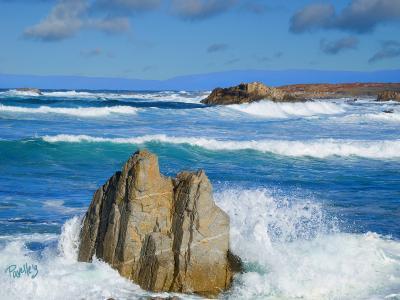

left=227, top=100, right=346, bottom=118
left=0, top=89, right=208, bottom=103
left=41, top=134, right=400, bottom=159
left=0, top=104, right=138, bottom=117
left=216, top=189, right=400, bottom=299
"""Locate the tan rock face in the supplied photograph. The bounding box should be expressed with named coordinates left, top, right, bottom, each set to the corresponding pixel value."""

left=201, top=82, right=298, bottom=105
left=377, top=91, right=400, bottom=102
left=78, top=150, right=241, bottom=297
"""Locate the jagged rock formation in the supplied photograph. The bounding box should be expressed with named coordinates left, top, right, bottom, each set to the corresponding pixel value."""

left=201, top=82, right=299, bottom=105
left=78, top=150, right=241, bottom=297
left=15, top=88, right=42, bottom=95
left=377, top=91, right=400, bottom=102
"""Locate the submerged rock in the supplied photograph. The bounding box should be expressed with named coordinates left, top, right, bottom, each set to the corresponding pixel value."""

left=201, top=82, right=300, bottom=105
left=78, top=150, right=241, bottom=297
left=377, top=91, right=400, bottom=102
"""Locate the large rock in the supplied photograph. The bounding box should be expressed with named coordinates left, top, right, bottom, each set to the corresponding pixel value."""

left=201, top=82, right=299, bottom=105
left=78, top=150, right=241, bottom=297
left=377, top=91, right=400, bottom=102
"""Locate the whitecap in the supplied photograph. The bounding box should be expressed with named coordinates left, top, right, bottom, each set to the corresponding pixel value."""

left=227, top=100, right=346, bottom=118
left=0, top=89, right=41, bottom=97
left=216, top=188, right=400, bottom=300
left=0, top=217, right=198, bottom=300
left=0, top=104, right=139, bottom=117
left=41, top=134, right=400, bottom=159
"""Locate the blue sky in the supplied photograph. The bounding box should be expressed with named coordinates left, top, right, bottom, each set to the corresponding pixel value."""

left=0, top=0, right=399, bottom=80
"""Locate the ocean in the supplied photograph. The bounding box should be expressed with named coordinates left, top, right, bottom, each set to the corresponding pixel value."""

left=0, top=88, right=399, bottom=299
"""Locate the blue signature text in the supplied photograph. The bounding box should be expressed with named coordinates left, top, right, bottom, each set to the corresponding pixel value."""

left=5, top=263, right=38, bottom=279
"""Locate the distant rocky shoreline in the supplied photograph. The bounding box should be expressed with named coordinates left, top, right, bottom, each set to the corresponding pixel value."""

left=201, top=82, right=400, bottom=105
left=11, top=83, right=400, bottom=105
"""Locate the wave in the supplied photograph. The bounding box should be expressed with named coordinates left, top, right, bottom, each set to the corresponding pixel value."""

left=0, top=104, right=138, bottom=117
left=41, top=90, right=207, bottom=103
left=1, top=190, right=399, bottom=299
left=228, top=100, right=345, bottom=118
left=346, top=111, right=400, bottom=123
left=216, top=188, right=400, bottom=299
left=0, top=217, right=195, bottom=300
left=0, top=89, right=42, bottom=97
left=42, top=134, right=400, bottom=159
left=0, top=89, right=208, bottom=103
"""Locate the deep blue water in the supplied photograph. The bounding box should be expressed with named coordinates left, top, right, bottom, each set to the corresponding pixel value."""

left=0, top=89, right=399, bottom=299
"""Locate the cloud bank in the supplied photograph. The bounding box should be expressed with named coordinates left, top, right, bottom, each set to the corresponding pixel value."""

left=290, top=0, right=400, bottom=34
left=320, top=36, right=359, bottom=55
left=369, top=40, right=400, bottom=63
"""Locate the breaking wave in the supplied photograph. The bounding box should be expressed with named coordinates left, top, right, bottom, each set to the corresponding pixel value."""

left=0, top=104, right=139, bottom=117
left=2, top=190, right=399, bottom=300
left=228, top=100, right=345, bottom=118
left=0, top=217, right=181, bottom=300
left=0, top=89, right=42, bottom=97
left=42, top=134, right=400, bottom=159
left=216, top=188, right=400, bottom=299
left=0, top=89, right=208, bottom=103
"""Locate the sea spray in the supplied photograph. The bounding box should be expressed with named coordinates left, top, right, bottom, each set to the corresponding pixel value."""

left=215, top=188, right=400, bottom=300
left=57, top=216, right=82, bottom=261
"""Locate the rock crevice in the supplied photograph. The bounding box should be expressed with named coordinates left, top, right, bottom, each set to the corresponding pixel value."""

left=78, top=150, right=241, bottom=297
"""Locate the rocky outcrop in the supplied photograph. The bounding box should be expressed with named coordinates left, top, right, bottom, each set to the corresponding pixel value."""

left=78, top=150, right=241, bottom=297
left=377, top=91, right=400, bottom=102
left=201, top=82, right=299, bottom=105
left=15, top=88, right=42, bottom=95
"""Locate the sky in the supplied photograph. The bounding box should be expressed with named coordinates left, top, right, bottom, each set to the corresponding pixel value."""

left=0, top=0, right=399, bottom=80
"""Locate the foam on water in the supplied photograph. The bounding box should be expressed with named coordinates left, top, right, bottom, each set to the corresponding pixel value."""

left=42, top=200, right=84, bottom=214
left=0, top=217, right=193, bottom=300
left=42, top=134, right=400, bottom=159
left=216, top=189, right=400, bottom=300
left=228, top=100, right=346, bottom=118
left=0, top=104, right=139, bottom=117
left=0, top=89, right=42, bottom=97
left=343, top=111, right=400, bottom=123
left=0, top=89, right=207, bottom=103
left=1, top=190, right=399, bottom=300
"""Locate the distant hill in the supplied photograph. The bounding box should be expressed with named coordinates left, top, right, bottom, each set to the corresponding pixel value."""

left=1, top=69, right=399, bottom=91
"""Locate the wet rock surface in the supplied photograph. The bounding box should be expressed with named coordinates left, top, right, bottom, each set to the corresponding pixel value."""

left=78, top=149, right=241, bottom=297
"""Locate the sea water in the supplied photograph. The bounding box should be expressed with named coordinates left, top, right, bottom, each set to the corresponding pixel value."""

left=0, top=89, right=399, bottom=299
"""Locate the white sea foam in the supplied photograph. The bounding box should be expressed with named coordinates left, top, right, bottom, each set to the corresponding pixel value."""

left=0, top=216, right=197, bottom=300
left=1, top=191, right=399, bottom=299
left=41, top=90, right=207, bottom=103
left=216, top=189, right=400, bottom=300
left=343, top=111, right=400, bottom=123
left=0, top=89, right=207, bottom=103
left=0, top=89, right=42, bottom=97
left=0, top=104, right=138, bottom=117
left=228, top=100, right=346, bottom=118
left=42, top=134, right=400, bottom=159
left=43, top=200, right=83, bottom=214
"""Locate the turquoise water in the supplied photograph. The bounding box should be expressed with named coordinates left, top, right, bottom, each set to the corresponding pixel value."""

left=0, top=89, right=399, bottom=299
